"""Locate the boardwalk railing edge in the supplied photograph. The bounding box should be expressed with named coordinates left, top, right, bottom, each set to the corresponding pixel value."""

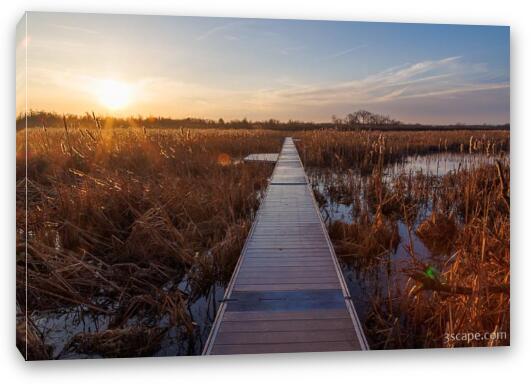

left=201, top=190, right=268, bottom=355
left=303, top=171, right=370, bottom=351
left=201, top=142, right=278, bottom=355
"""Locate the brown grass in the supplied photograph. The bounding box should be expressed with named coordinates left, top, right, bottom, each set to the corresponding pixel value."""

left=329, top=213, right=400, bottom=265
left=296, top=129, right=509, bottom=173
left=63, top=326, right=168, bottom=358
left=17, top=125, right=510, bottom=356
left=16, top=126, right=283, bottom=359
left=296, top=129, right=510, bottom=349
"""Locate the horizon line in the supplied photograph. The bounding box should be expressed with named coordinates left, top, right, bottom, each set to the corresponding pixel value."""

left=17, top=110, right=510, bottom=127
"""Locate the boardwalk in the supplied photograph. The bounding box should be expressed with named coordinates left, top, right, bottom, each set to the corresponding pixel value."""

left=243, top=153, right=278, bottom=162
left=203, top=138, right=368, bottom=355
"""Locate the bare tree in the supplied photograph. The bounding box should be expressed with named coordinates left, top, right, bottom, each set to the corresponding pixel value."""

left=332, top=110, right=401, bottom=131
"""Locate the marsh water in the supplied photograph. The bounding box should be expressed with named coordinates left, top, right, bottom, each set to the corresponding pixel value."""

left=33, top=151, right=499, bottom=357
left=32, top=282, right=225, bottom=359
left=308, top=151, right=502, bottom=346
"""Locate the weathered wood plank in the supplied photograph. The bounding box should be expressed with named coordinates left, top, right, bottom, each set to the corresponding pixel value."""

left=210, top=341, right=356, bottom=355
left=244, top=153, right=279, bottom=162
left=215, top=329, right=357, bottom=345
left=236, top=277, right=340, bottom=284
left=219, top=318, right=355, bottom=333
left=237, top=272, right=338, bottom=280
left=232, top=283, right=344, bottom=291
left=222, top=309, right=351, bottom=321
left=238, top=265, right=337, bottom=271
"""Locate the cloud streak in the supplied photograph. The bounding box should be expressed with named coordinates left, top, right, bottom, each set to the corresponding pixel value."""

left=320, top=44, right=367, bottom=60
left=195, top=21, right=242, bottom=41
left=24, top=56, right=509, bottom=124
left=267, top=56, right=508, bottom=107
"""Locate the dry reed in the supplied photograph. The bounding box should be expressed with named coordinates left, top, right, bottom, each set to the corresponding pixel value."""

left=16, top=126, right=283, bottom=359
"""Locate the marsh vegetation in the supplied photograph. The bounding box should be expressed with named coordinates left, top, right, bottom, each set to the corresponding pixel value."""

left=16, top=120, right=509, bottom=359
left=295, top=130, right=510, bottom=348
left=16, top=124, right=283, bottom=359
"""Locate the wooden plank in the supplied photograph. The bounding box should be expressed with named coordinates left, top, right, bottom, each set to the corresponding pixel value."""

left=238, top=267, right=337, bottom=274
left=219, top=318, right=355, bottom=333
left=245, top=248, right=329, bottom=253
left=237, top=272, right=338, bottom=280
left=202, top=137, right=369, bottom=355
left=236, top=277, right=340, bottom=284
left=239, top=256, right=332, bottom=262
left=210, top=341, right=356, bottom=355
left=215, top=329, right=357, bottom=345
left=222, top=309, right=351, bottom=321
left=224, top=290, right=347, bottom=312
left=232, top=283, right=342, bottom=292
left=244, top=153, right=279, bottom=162
left=244, top=253, right=331, bottom=258
left=242, top=262, right=335, bottom=268
left=238, top=265, right=337, bottom=271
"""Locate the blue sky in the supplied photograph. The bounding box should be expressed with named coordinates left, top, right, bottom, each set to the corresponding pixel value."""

left=17, top=12, right=510, bottom=124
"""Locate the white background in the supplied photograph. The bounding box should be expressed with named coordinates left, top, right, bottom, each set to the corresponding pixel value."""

left=1, top=1, right=528, bottom=383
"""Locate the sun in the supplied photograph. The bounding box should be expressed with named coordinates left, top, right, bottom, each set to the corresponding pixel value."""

left=98, top=79, right=132, bottom=110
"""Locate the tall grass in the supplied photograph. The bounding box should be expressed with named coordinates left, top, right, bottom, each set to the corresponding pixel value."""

left=296, top=130, right=510, bottom=348
left=16, top=126, right=283, bottom=359
left=296, top=129, right=509, bottom=174
left=16, top=126, right=510, bottom=357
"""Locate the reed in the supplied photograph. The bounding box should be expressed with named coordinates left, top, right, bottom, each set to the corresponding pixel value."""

left=16, top=127, right=283, bottom=359
left=296, top=129, right=510, bottom=349
left=16, top=126, right=510, bottom=356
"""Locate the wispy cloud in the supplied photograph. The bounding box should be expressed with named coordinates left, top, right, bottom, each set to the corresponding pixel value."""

left=26, top=56, right=508, bottom=123
left=321, top=44, right=367, bottom=60
left=280, top=45, right=306, bottom=55
left=195, top=21, right=241, bottom=41
left=149, top=57, right=504, bottom=121
left=269, top=56, right=508, bottom=106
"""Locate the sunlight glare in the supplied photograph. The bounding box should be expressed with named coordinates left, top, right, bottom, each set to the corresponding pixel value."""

left=98, top=79, right=132, bottom=110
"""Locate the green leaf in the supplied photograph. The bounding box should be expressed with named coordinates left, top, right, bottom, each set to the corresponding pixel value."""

left=424, top=265, right=439, bottom=280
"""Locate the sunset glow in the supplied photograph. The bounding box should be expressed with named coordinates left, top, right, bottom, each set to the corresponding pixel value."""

left=97, top=79, right=133, bottom=110
left=16, top=12, right=510, bottom=124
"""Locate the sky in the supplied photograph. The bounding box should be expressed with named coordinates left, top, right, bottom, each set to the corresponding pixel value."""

left=16, top=12, right=510, bottom=124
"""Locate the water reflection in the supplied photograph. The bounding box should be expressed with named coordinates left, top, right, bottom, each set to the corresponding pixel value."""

left=387, top=152, right=496, bottom=177
left=32, top=278, right=225, bottom=358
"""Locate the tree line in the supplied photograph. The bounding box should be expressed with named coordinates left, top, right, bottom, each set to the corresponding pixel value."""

left=16, top=110, right=509, bottom=132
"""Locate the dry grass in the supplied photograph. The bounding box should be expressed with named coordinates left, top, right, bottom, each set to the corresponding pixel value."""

left=416, top=213, right=458, bottom=256
left=296, top=129, right=510, bottom=349
left=16, top=125, right=510, bottom=356
left=16, top=126, right=283, bottom=359
left=404, top=162, right=509, bottom=348
left=329, top=213, right=400, bottom=265
left=296, top=129, right=509, bottom=173
left=63, top=326, right=168, bottom=358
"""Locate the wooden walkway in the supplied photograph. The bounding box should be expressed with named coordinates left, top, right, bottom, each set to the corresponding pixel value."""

left=243, top=153, right=278, bottom=162
left=203, top=137, right=368, bottom=355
